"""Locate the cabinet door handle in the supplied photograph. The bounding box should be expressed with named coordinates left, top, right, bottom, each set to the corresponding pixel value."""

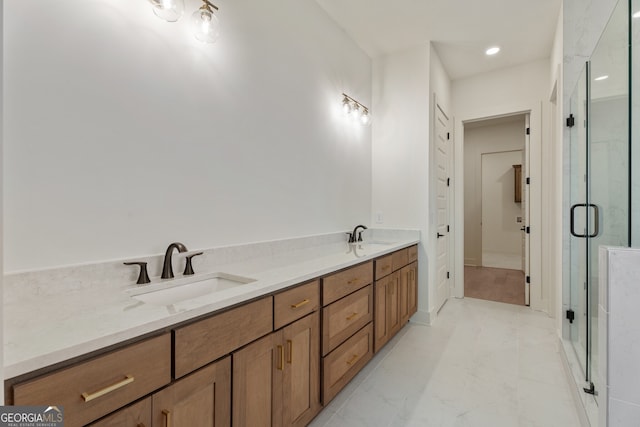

left=81, top=375, right=134, bottom=402
left=346, top=354, right=359, bottom=365
left=290, top=299, right=310, bottom=309
left=277, top=345, right=284, bottom=370
left=162, top=409, right=171, bottom=427
left=346, top=312, right=358, bottom=321
left=287, top=340, right=293, bottom=364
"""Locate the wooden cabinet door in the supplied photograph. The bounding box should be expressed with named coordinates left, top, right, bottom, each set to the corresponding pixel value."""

left=232, top=332, right=282, bottom=427
left=387, top=271, right=401, bottom=337
left=152, top=356, right=230, bottom=427
left=87, top=397, right=151, bottom=427
left=282, top=312, right=321, bottom=427
left=399, top=263, right=418, bottom=325
left=408, top=262, right=418, bottom=317
left=374, top=277, right=389, bottom=353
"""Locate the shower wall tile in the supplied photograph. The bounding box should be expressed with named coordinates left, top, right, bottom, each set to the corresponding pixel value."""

left=609, top=399, right=640, bottom=426
left=602, top=247, right=640, bottom=427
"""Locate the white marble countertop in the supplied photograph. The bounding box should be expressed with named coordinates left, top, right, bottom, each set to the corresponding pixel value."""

left=3, top=230, right=419, bottom=379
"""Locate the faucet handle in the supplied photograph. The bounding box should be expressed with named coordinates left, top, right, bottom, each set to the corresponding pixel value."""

left=358, top=231, right=364, bottom=242
left=124, top=262, right=151, bottom=285
left=184, top=252, right=204, bottom=276
left=346, top=232, right=354, bottom=243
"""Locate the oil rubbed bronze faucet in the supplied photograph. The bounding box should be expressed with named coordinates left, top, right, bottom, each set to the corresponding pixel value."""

left=161, top=242, right=188, bottom=279
left=348, top=225, right=368, bottom=243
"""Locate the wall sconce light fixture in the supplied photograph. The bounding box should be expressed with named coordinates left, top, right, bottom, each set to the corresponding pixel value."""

left=341, top=93, right=370, bottom=125
left=148, top=0, right=221, bottom=43
left=192, top=1, right=221, bottom=43
left=148, top=0, right=185, bottom=22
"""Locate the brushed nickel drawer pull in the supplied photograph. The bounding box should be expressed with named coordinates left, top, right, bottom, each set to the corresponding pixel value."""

left=162, top=409, right=171, bottom=427
left=346, top=312, right=358, bottom=321
left=287, top=340, right=293, bottom=364
left=277, top=345, right=284, bottom=370
left=347, top=278, right=359, bottom=285
left=346, top=354, right=359, bottom=365
left=81, top=375, right=134, bottom=402
left=290, top=299, right=310, bottom=309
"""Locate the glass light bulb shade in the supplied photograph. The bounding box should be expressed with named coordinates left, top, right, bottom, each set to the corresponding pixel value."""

left=361, top=110, right=370, bottom=125
left=342, top=99, right=352, bottom=114
left=192, top=8, right=221, bottom=43
left=148, top=0, right=185, bottom=22
left=351, top=104, right=361, bottom=121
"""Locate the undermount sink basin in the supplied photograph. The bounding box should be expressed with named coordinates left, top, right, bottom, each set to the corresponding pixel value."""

left=126, top=272, right=256, bottom=306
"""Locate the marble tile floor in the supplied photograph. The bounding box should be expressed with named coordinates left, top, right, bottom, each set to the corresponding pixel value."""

left=309, top=297, right=582, bottom=427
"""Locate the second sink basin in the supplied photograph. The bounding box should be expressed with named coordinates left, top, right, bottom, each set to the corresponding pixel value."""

left=126, top=272, right=256, bottom=306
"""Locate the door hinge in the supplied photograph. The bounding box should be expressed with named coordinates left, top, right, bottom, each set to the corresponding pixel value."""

left=447, top=272, right=450, bottom=279
left=566, top=309, right=575, bottom=323
left=526, top=177, right=530, bottom=185
left=566, top=114, right=575, bottom=127
left=583, top=382, right=596, bottom=395
left=447, top=177, right=450, bottom=187
left=526, top=127, right=530, bottom=135
left=526, top=276, right=530, bottom=284
left=526, top=226, right=530, bottom=234
left=447, top=132, right=450, bottom=140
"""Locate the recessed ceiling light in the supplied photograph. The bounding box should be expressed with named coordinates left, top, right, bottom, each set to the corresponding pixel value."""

left=594, top=75, right=609, bottom=81
left=485, top=47, right=500, bottom=56
left=633, top=11, right=640, bottom=18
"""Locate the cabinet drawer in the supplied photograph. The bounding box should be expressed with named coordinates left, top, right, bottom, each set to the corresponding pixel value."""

left=274, top=280, right=320, bottom=330
left=174, top=297, right=273, bottom=378
left=322, top=261, right=373, bottom=306
left=322, top=323, right=373, bottom=404
left=87, top=397, right=151, bottom=427
left=374, top=254, right=393, bottom=279
left=322, top=285, right=373, bottom=356
left=13, top=334, right=171, bottom=427
left=392, top=248, right=409, bottom=271
left=408, top=245, right=418, bottom=263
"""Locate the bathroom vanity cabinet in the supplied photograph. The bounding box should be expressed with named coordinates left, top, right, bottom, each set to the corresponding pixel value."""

left=6, top=245, right=418, bottom=427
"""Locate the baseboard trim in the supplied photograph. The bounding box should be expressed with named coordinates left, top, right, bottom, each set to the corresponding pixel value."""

left=410, top=309, right=431, bottom=325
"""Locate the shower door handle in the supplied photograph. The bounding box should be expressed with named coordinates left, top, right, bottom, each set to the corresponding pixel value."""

left=570, top=203, right=588, bottom=238
left=570, top=203, right=600, bottom=238
left=588, top=204, right=600, bottom=238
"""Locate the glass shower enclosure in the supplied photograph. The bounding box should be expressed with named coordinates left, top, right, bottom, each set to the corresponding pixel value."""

left=567, top=0, right=630, bottom=396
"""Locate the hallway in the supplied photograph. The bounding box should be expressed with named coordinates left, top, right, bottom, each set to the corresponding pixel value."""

left=310, top=298, right=581, bottom=426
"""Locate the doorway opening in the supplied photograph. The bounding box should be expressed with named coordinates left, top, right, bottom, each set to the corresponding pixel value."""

left=462, top=113, right=529, bottom=306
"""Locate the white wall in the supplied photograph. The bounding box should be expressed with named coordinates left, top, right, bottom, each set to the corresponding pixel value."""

left=463, top=118, right=525, bottom=265
left=372, top=45, right=431, bottom=322
left=452, top=58, right=550, bottom=312
left=549, top=6, right=564, bottom=334
left=3, top=0, right=372, bottom=273
left=0, top=0, right=4, bottom=402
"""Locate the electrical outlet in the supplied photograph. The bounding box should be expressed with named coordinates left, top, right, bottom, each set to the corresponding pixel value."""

left=376, top=212, right=384, bottom=224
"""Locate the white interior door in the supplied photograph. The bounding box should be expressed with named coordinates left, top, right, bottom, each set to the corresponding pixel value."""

left=435, top=101, right=451, bottom=311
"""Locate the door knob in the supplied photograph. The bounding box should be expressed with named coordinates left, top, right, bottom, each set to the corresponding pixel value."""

left=437, top=233, right=445, bottom=238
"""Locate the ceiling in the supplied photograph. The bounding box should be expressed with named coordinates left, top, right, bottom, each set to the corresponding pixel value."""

left=315, top=0, right=562, bottom=80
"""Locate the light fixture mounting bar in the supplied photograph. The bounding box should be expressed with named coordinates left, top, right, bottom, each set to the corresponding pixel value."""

left=341, top=93, right=368, bottom=110
left=203, top=0, right=219, bottom=10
